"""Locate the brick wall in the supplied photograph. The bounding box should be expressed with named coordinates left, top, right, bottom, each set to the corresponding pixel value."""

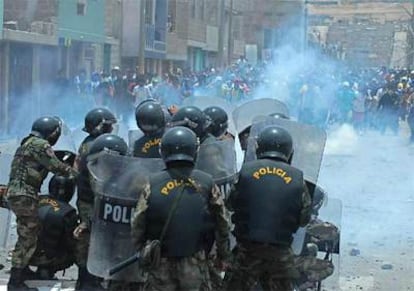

left=3, top=0, right=57, bottom=31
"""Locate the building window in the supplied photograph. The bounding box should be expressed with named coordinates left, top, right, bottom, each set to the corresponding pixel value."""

left=77, top=0, right=87, bottom=16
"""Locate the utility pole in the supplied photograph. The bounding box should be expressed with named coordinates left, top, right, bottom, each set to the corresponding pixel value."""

left=217, top=0, right=226, bottom=68
left=227, top=0, right=234, bottom=65
left=138, top=0, right=146, bottom=75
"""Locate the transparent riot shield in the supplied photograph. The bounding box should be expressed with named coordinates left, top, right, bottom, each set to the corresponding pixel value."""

left=311, top=196, right=342, bottom=289
left=54, top=121, right=77, bottom=152
left=245, top=117, right=326, bottom=185
left=181, top=96, right=243, bottom=169
left=114, top=122, right=130, bottom=144
left=232, top=98, right=289, bottom=134
left=195, top=139, right=237, bottom=200
left=87, top=151, right=165, bottom=281
left=0, top=153, right=13, bottom=248
left=72, top=127, right=88, bottom=151
left=127, top=129, right=144, bottom=151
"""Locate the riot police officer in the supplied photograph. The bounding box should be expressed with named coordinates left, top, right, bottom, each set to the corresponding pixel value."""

left=226, top=126, right=312, bottom=291
left=133, top=100, right=166, bottom=158
left=30, top=174, right=78, bottom=280
left=203, top=106, right=229, bottom=139
left=75, top=108, right=116, bottom=290
left=170, top=106, right=216, bottom=144
left=78, top=133, right=135, bottom=291
left=131, top=126, right=230, bottom=290
left=6, top=116, right=76, bottom=290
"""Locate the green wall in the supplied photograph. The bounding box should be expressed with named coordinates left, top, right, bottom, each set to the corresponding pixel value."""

left=58, top=0, right=105, bottom=43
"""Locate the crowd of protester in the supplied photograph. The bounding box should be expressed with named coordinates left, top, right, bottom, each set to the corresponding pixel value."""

left=44, top=59, right=414, bottom=143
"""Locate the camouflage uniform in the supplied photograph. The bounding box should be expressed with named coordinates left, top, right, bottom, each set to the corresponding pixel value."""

left=225, top=187, right=312, bottom=291
left=131, top=182, right=231, bottom=291
left=6, top=135, right=74, bottom=268
left=74, top=137, right=95, bottom=268
left=294, top=218, right=339, bottom=289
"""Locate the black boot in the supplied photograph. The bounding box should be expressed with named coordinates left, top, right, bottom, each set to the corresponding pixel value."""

left=35, top=267, right=57, bottom=280
left=75, top=267, right=104, bottom=291
left=7, top=267, right=38, bottom=290
left=22, top=266, right=39, bottom=280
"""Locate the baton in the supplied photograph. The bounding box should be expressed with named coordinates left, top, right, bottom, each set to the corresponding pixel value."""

left=108, top=252, right=141, bottom=276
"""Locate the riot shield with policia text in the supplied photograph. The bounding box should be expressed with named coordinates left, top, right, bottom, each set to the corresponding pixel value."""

left=87, top=151, right=164, bottom=282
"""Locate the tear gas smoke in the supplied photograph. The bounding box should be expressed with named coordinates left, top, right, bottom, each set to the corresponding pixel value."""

left=324, top=124, right=359, bottom=156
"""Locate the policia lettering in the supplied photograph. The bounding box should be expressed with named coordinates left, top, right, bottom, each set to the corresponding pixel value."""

left=252, top=167, right=292, bottom=184
left=161, top=178, right=197, bottom=196
left=141, top=138, right=161, bottom=154
left=98, top=198, right=136, bottom=224
left=39, top=198, right=61, bottom=212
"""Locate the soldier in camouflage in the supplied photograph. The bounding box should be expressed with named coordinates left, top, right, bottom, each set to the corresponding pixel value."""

left=225, top=126, right=312, bottom=291
left=131, top=127, right=231, bottom=291
left=6, top=116, right=76, bottom=291
left=74, top=108, right=116, bottom=290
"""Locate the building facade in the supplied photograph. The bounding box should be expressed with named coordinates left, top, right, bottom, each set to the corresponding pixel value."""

left=121, top=0, right=168, bottom=74
left=0, top=0, right=121, bottom=135
left=166, top=0, right=248, bottom=72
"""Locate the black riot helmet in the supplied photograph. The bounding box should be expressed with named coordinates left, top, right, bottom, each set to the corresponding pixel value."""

left=269, top=112, right=290, bottom=119
left=83, top=108, right=117, bottom=137
left=160, top=126, right=199, bottom=164
left=48, top=174, right=76, bottom=203
left=170, top=106, right=210, bottom=139
left=256, top=126, right=293, bottom=163
left=88, top=134, right=128, bottom=156
left=203, top=106, right=228, bottom=138
left=135, top=100, right=166, bottom=135
left=31, top=116, right=62, bottom=146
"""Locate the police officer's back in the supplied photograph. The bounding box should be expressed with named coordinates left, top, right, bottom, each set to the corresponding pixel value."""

left=226, top=126, right=312, bottom=291
left=131, top=126, right=230, bottom=290
left=133, top=100, right=165, bottom=158
left=31, top=174, right=78, bottom=279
